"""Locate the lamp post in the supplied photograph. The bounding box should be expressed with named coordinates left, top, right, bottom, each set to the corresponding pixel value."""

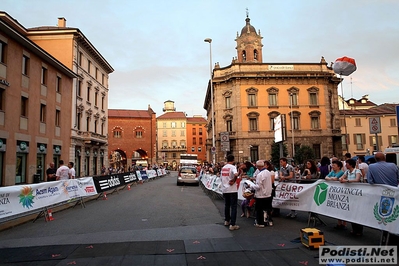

left=204, top=38, right=215, bottom=164
left=290, top=93, right=295, bottom=158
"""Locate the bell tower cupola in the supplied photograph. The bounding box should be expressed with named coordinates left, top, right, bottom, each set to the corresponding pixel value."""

left=235, top=10, right=263, bottom=63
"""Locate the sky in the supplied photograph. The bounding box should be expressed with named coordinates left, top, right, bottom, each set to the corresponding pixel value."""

left=2, top=0, right=399, bottom=117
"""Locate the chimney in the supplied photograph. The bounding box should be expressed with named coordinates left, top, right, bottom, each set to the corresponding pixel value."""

left=57, top=17, right=66, bottom=27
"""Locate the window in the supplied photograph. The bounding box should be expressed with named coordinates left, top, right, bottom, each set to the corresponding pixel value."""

left=389, top=135, right=397, bottom=146
left=77, top=80, right=82, bottom=97
left=0, top=41, right=7, bottom=63
left=355, top=118, right=361, bottom=127
left=290, top=93, right=298, bottom=105
left=102, top=73, right=105, bottom=85
left=191, top=147, right=195, bottom=152
left=41, top=67, right=47, bottom=85
left=88, top=60, right=91, bottom=74
left=180, top=130, right=185, bottom=136
left=313, top=144, right=321, bottom=159
left=0, top=88, right=4, bottom=111
left=162, top=141, right=168, bottom=148
left=248, top=94, right=256, bottom=107
left=172, top=130, right=176, bottom=137
left=101, top=95, right=105, bottom=109
left=307, top=87, right=319, bottom=106
left=354, top=133, right=365, bottom=150
left=40, top=104, right=46, bottom=123
left=77, top=113, right=81, bottom=130
left=22, top=55, right=29, bottom=75
left=342, top=134, right=349, bottom=151
left=78, top=52, right=83, bottom=66
left=56, top=76, right=61, bottom=93
left=181, top=122, right=185, bottom=128
left=55, top=109, right=60, bottom=127
left=163, top=130, right=167, bottom=137
left=199, top=128, right=202, bottom=135
left=311, top=117, right=320, bottom=129
left=249, top=118, right=257, bottom=131
left=95, top=68, right=98, bottom=79
left=247, top=112, right=259, bottom=131
left=246, top=87, right=258, bottom=107
left=309, top=93, right=317, bottom=105
left=269, top=94, right=277, bottom=106
left=225, top=96, right=231, bottom=109
left=193, top=137, right=197, bottom=145
left=86, top=117, right=90, bottom=131
left=390, top=118, right=396, bottom=127
left=199, top=137, right=203, bottom=145
left=171, top=141, right=177, bottom=148
left=171, top=122, right=176, bottom=128
left=95, top=91, right=98, bottom=106
left=94, top=120, right=98, bottom=133
left=87, top=87, right=90, bottom=102
left=198, top=147, right=202, bottom=152
left=113, top=128, right=122, bottom=138
left=226, top=120, right=232, bottom=132
left=180, top=141, right=186, bottom=148
left=290, top=111, right=300, bottom=130
left=340, top=118, right=346, bottom=127
left=21, top=96, right=28, bottom=117
left=268, top=111, right=280, bottom=130
left=163, top=122, right=166, bottom=128
left=309, top=111, right=321, bottom=129
left=192, top=128, right=196, bottom=135
left=136, top=130, right=143, bottom=138
left=370, top=135, right=382, bottom=151
left=101, top=122, right=104, bottom=135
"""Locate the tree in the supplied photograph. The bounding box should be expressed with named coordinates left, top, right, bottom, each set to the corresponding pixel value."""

left=271, top=142, right=288, bottom=168
left=294, top=145, right=315, bottom=165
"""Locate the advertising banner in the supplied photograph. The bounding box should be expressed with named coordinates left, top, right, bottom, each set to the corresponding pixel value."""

left=201, top=174, right=399, bottom=234
left=0, top=178, right=97, bottom=219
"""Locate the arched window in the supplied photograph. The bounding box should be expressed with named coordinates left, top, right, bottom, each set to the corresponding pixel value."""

left=307, top=86, right=319, bottom=106
left=113, top=126, right=122, bottom=138
left=246, top=87, right=258, bottom=107
left=268, top=111, right=280, bottom=130
left=247, top=112, right=260, bottom=131
left=267, top=87, right=279, bottom=107
left=309, top=110, right=321, bottom=129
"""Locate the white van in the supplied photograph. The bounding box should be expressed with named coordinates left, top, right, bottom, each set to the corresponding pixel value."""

left=384, top=148, right=399, bottom=166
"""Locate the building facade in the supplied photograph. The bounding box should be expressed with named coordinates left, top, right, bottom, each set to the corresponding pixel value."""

left=340, top=101, right=398, bottom=155
left=0, top=12, right=76, bottom=185
left=108, top=106, right=157, bottom=170
left=26, top=17, right=114, bottom=177
left=203, top=15, right=343, bottom=163
left=186, top=116, right=207, bottom=163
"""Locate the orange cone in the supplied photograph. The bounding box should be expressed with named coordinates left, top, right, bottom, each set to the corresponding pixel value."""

left=127, top=184, right=131, bottom=190
left=46, top=209, right=54, bottom=221
left=103, top=192, right=108, bottom=200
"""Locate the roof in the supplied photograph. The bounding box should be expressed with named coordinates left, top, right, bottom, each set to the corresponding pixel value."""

left=108, top=109, right=152, bottom=118
left=187, top=117, right=207, bottom=123
left=340, top=103, right=398, bottom=116
left=157, top=112, right=187, bottom=119
left=240, top=16, right=257, bottom=36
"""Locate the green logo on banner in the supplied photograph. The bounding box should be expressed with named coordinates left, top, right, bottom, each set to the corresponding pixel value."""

left=314, top=182, right=328, bottom=206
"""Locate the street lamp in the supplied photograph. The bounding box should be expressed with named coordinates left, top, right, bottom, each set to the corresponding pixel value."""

left=204, top=38, right=215, bottom=164
left=290, top=93, right=295, bottom=158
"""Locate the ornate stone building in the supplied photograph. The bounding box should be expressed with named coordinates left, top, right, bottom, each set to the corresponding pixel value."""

left=203, top=15, right=343, bottom=163
left=26, top=17, right=114, bottom=177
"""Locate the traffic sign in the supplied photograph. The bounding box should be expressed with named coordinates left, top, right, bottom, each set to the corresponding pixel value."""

left=369, top=117, right=381, bottom=134
left=211, top=146, right=216, bottom=154
left=220, top=132, right=229, bottom=142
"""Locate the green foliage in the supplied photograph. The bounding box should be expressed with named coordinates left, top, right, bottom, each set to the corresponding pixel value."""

left=271, top=142, right=288, bottom=168
left=294, top=145, right=315, bottom=164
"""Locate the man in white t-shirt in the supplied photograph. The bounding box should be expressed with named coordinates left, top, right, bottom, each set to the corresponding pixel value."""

left=56, top=160, right=70, bottom=181
left=220, top=154, right=244, bottom=231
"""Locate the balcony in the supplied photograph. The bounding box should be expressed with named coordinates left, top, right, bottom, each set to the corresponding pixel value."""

left=82, top=131, right=107, bottom=145
left=160, top=146, right=187, bottom=152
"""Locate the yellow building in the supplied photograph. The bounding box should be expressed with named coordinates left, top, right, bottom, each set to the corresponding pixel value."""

left=204, top=15, right=343, bottom=163
left=339, top=97, right=398, bottom=155
left=26, top=17, right=114, bottom=176
left=0, top=12, right=76, bottom=185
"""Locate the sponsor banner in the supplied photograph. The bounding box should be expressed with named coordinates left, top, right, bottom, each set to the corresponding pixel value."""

left=92, top=172, right=139, bottom=192
left=138, top=171, right=148, bottom=180
left=122, top=172, right=137, bottom=183
left=147, top=170, right=157, bottom=179
left=0, top=178, right=98, bottom=219
left=201, top=174, right=399, bottom=234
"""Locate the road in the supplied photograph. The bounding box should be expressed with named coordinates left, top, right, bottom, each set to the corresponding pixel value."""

left=0, top=172, right=395, bottom=265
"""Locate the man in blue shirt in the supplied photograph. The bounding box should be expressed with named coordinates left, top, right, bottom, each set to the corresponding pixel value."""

left=367, top=152, right=399, bottom=187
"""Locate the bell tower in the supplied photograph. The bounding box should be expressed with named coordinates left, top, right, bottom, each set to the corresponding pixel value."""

left=235, top=11, right=263, bottom=63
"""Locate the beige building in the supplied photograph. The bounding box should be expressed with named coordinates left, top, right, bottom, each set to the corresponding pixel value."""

left=26, top=17, right=114, bottom=177
left=203, top=15, right=343, bottom=163
left=339, top=96, right=398, bottom=155
left=0, top=12, right=76, bottom=185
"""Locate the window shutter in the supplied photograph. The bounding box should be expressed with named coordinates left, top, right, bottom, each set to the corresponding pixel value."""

left=369, top=136, right=373, bottom=146
left=378, top=136, right=383, bottom=147
left=362, top=134, right=366, bottom=144
left=347, top=134, right=350, bottom=144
